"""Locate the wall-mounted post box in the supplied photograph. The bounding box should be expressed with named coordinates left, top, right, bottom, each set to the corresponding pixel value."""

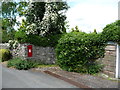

left=27, top=45, right=32, bottom=57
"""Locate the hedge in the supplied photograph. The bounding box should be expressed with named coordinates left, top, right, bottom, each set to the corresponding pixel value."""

left=0, top=49, right=12, bottom=62
left=15, top=30, right=62, bottom=47
left=102, top=20, right=120, bottom=44
left=56, top=32, right=106, bottom=74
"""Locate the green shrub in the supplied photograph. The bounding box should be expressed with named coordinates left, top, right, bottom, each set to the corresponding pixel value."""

left=15, top=30, right=27, bottom=43
left=2, top=30, right=9, bottom=43
left=56, top=32, right=106, bottom=74
left=7, top=58, right=21, bottom=67
left=7, top=58, right=38, bottom=70
left=15, top=60, right=36, bottom=70
left=0, top=49, right=12, bottom=62
left=102, top=20, right=120, bottom=44
left=15, top=33, right=62, bottom=47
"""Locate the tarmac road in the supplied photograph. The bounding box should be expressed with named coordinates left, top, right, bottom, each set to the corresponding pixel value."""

left=2, top=65, right=78, bottom=88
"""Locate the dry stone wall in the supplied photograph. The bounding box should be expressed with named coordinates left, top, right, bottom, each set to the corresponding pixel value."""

left=12, top=43, right=56, bottom=64
left=1, top=42, right=119, bottom=78
left=0, top=43, right=9, bottom=49
left=12, top=44, right=26, bottom=59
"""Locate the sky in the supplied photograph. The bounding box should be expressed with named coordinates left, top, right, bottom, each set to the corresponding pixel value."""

left=65, top=0, right=119, bottom=33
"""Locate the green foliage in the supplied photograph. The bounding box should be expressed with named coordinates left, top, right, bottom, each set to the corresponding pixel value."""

left=2, top=2, right=17, bottom=18
left=56, top=32, right=106, bottom=74
left=71, top=26, right=80, bottom=32
left=15, top=33, right=62, bottom=47
left=2, top=29, right=9, bottom=43
left=102, top=20, right=120, bottom=44
left=2, top=19, right=16, bottom=43
left=1, top=2, right=28, bottom=42
left=36, top=64, right=58, bottom=68
left=2, top=2, right=17, bottom=37
left=0, top=49, right=12, bottom=62
left=7, top=58, right=21, bottom=67
left=15, top=30, right=27, bottom=43
left=7, top=58, right=38, bottom=70
left=93, top=29, right=97, bottom=34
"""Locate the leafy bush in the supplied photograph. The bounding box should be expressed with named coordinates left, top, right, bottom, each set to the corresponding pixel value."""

left=0, top=49, right=12, bottom=62
left=2, top=29, right=16, bottom=43
left=102, top=20, right=120, bottom=44
left=7, top=58, right=21, bottom=67
left=2, top=30, right=9, bottom=43
left=15, top=33, right=62, bottom=47
left=56, top=32, right=106, bottom=74
left=15, top=30, right=27, bottom=43
left=7, top=58, right=38, bottom=70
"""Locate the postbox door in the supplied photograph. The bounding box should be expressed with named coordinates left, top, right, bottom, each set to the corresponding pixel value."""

left=27, top=45, right=32, bottom=57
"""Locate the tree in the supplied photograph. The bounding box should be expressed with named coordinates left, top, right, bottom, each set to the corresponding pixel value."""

left=25, top=1, right=69, bottom=36
left=93, top=29, right=97, bottom=34
left=1, top=2, right=17, bottom=42
left=1, top=1, right=28, bottom=42
left=1, top=2, right=20, bottom=31
left=102, top=20, right=120, bottom=44
left=71, top=26, right=80, bottom=32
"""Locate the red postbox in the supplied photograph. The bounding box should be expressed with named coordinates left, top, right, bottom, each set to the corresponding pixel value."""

left=27, top=45, right=32, bottom=57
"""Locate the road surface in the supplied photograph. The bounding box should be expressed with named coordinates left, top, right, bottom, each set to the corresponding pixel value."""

left=2, top=65, right=78, bottom=88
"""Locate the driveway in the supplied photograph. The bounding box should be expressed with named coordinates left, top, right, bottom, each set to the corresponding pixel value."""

left=2, top=65, right=78, bottom=88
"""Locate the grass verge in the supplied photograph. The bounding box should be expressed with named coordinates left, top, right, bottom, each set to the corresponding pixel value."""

left=36, top=64, right=58, bottom=68
left=7, top=58, right=38, bottom=70
left=7, top=58, right=58, bottom=70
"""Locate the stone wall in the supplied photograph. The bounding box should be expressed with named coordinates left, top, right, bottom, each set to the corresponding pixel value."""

left=12, top=44, right=26, bottom=59
left=101, top=43, right=117, bottom=77
left=29, top=45, right=55, bottom=64
left=12, top=43, right=56, bottom=64
left=1, top=42, right=119, bottom=78
left=0, top=43, right=9, bottom=49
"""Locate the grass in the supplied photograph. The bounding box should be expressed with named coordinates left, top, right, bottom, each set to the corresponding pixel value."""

left=36, top=64, right=58, bottom=68
left=7, top=57, right=58, bottom=70
left=7, top=58, right=39, bottom=70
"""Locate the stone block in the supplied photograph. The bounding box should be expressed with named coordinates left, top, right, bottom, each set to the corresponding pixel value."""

left=105, top=45, right=116, bottom=51
left=103, top=66, right=116, bottom=72
left=103, top=71, right=115, bottom=78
